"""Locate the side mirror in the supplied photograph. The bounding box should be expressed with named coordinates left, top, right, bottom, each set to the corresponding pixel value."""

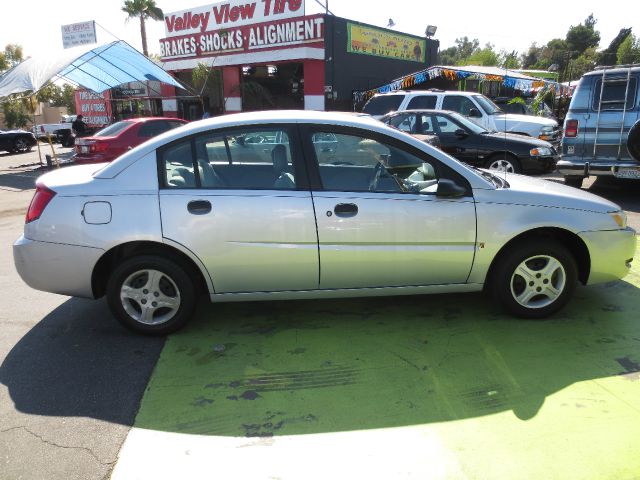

left=436, top=178, right=467, bottom=198
left=468, top=108, right=482, bottom=118
left=454, top=128, right=468, bottom=138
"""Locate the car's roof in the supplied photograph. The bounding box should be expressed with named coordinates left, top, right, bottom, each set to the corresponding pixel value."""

left=370, top=90, right=479, bottom=97
left=113, top=117, right=188, bottom=124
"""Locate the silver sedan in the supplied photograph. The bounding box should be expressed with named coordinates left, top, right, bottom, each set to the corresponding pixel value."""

left=14, top=111, right=636, bottom=334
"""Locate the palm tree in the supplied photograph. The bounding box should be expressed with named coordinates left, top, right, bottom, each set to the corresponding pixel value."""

left=122, top=0, right=164, bottom=56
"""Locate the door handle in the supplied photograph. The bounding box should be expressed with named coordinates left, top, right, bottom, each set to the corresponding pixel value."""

left=333, top=203, right=358, bottom=217
left=187, top=200, right=212, bottom=215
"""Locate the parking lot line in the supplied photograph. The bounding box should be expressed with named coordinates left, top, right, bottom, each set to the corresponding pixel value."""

left=112, top=248, right=640, bottom=479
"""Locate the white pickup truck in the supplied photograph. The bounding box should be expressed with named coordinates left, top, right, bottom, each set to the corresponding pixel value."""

left=31, top=115, right=77, bottom=144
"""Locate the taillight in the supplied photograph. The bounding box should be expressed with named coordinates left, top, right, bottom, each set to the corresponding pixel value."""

left=91, top=141, right=109, bottom=153
left=26, top=184, right=56, bottom=223
left=565, top=119, right=578, bottom=138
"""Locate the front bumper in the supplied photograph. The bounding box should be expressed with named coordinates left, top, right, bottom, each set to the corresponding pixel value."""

left=523, top=154, right=559, bottom=173
left=13, top=235, right=104, bottom=298
left=557, top=160, right=640, bottom=177
left=578, top=228, right=637, bottom=285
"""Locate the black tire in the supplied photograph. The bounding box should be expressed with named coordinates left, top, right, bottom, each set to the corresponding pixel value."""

left=106, top=255, right=197, bottom=335
left=490, top=240, right=577, bottom=319
left=485, top=154, right=521, bottom=174
left=564, top=176, right=583, bottom=189
left=13, top=137, right=31, bottom=153
left=628, top=120, right=640, bottom=162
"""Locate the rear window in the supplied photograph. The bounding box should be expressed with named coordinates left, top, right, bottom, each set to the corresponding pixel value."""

left=362, top=95, right=404, bottom=116
left=139, top=121, right=171, bottom=138
left=592, top=78, right=637, bottom=111
left=94, top=121, right=134, bottom=137
left=407, top=95, right=436, bottom=110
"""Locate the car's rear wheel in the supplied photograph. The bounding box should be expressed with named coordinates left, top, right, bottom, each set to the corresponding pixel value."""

left=491, top=240, right=577, bottom=318
left=486, top=154, right=521, bottom=174
left=564, top=176, right=584, bottom=188
left=106, top=255, right=197, bottom=335
left=13, top=137, right=31, bottom=153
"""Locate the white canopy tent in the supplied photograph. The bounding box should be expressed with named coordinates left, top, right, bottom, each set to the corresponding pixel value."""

left=0, top=40, right=186, bottom=98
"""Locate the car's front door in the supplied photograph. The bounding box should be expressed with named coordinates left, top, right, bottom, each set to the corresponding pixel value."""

left=303, top=126, right=477, bottom=289
left=423, top=113, right=478, bottom=164
left=158, top=126, right=319, bottom=294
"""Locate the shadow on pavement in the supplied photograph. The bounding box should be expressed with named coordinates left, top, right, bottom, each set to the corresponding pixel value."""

left=0, top=298, right=164, bottom=425
left=2, top=269, right=639, bottom=437
left=585, top=176, right=640, bottom=214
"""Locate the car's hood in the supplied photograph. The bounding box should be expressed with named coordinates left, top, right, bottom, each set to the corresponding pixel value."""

left=494, top=173, right=620, bottom=213
left=482, top=131, right=553, bottom=149
left=495, top=113, right=558, bottom=127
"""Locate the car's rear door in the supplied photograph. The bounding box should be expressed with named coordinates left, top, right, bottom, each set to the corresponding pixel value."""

left=301, top=125, right=477, bottom=289
left=158, top=125, right=319, bottom=294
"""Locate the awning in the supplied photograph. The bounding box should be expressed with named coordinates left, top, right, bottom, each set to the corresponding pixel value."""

left=0, top=40, right=186, bottom=98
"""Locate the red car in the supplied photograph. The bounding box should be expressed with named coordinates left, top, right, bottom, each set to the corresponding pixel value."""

left=74, top=117, right=187, bottom=163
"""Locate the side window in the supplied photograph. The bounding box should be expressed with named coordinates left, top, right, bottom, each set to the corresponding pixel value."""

left=388, top=114, right=416, bottom=133
left=592, top=78, right=637, bottom=111
left=419, top=114, right=435, bottom=134
left=139, top=121, right=168, bottom=138
left=442, top=96, right=476, bottom=116
left=406, top=95, right=437, bottom=110
left=163, top=128, right=297, bottom=190
left=433, top=114, right=461, bottom=134
left=311, top=131, right=439, bottom=194
left=163, top=140, right=196, bottom=188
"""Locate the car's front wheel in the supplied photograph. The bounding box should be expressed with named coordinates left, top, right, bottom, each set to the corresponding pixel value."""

left=106, top=255, right=197, bottom=335
left=13, top=137, right=31, bottom=153
left=491, top=240, right=577, bottom=318
left=486, top=154, right=521, bottom=174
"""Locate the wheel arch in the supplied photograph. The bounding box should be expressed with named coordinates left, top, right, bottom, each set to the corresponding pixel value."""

left=485, top=227, right=591, bottom=287
left=92, top=241, right=211, bottom=299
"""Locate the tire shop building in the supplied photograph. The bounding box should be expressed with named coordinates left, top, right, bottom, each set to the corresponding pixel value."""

left=159, top=0, right=439, bottom=118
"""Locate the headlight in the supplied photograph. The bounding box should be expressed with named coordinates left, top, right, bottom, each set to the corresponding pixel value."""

left=540, top=126, right=554, bottom=134
left=530, top=147, right=552, bottom=156
left=608, top=210, right=627, bottom=229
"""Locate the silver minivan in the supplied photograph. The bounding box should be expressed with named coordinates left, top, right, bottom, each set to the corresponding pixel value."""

left=558, top=64, right=640, bottom=188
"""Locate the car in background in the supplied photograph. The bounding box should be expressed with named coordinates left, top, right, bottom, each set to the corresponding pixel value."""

left=13, top=111, right=635, bottom=335
left=362, top=90, right=561, bottom=146
left=381, top=110, right=558, bottom=174
left=492, top=97, right=557, bottom=121
left=0, top=129, right=37, bottom=154
left=74, top=117, right=187, bottom=163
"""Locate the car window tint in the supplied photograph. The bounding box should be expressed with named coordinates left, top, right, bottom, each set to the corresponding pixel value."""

left=362, top=95, right=404, bottom=115
left=94, top=121, right=133, bottom=137
left=592, top=78, right=637, bottom=110
left=167, top=121, right=186, bottom=129
left=442, top=96, right=476, bottom=116
left=434, top=115, right=460, bottom=134
left=406, top=95, right=437, bottom=109
left=311, top=131, right=439, bottom=194
left=190, top=128, right=296, bottom=190
left=419, top=114, right=435, bottom=134
left=139, top=121, right=169, bottom=138
left=387, top=114, right=416, bottom=133
left=163, top=140, right=196, bottom=188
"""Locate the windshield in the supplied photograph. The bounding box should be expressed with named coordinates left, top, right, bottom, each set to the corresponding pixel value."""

left=473, top=95, right=503, bottom=115
left=94, top=121, right=134, bottom=137
left=362, top=95, right=404, bottom=116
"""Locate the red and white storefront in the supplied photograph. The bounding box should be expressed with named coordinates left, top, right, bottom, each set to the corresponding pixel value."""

left=159, top=0, right=325, bottom=114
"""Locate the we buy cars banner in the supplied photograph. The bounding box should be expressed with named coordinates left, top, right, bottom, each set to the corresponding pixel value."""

left=160, top=0, right=324, bottom=61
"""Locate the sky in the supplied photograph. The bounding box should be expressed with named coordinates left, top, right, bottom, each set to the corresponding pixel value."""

left=0, top=0, right=634, bottom=60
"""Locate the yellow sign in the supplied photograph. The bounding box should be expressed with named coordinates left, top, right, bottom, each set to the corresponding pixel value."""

left=347, top=23, right=426, bottom=63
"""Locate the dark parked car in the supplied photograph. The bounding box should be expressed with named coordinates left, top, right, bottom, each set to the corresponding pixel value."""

left=74, top=117, right=187, bottom=163
left=381, top=110, right=558, bottom=174
left=0, top=129, right=37, bottom=154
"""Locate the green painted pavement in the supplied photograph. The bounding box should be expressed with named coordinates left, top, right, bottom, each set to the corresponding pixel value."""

left=134, top=248, right=640, bottom=479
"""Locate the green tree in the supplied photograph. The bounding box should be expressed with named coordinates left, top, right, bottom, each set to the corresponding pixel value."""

left=122, top=0, right=164, bottom=56
left=466, top=43, right=499, bottom=66
left=598, top=28, right=632, bottom=66
left=566, top=14, right=600, bottom=59
left=0, top=44, right=23, bottom=73
left=617, top=34, right=640, bottom=65
left=500, top=50, right=521, bottom=69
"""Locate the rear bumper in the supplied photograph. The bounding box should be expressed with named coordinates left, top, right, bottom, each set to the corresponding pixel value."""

left=578, top=228, right=637, bottom=285
left=13, top=235, right=103, bottom=298
left=557, top=160, right=640, bottom=177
